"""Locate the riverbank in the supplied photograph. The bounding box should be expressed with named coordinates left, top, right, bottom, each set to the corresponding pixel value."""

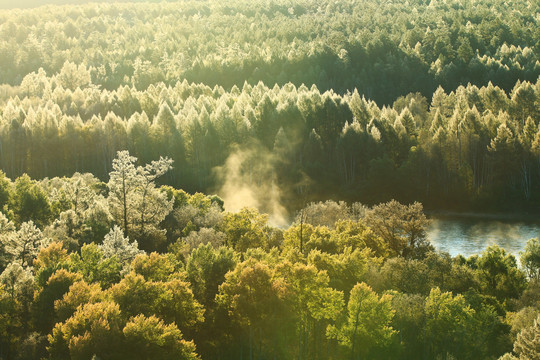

left=425, top=210, right=540, bottom=223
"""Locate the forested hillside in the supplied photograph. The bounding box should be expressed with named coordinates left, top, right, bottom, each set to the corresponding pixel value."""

left=0, top=0, right=539, bottom=359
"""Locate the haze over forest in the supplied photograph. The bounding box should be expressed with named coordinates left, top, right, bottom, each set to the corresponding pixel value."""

left=0, top=0, right=154, bottom=10
left=0, top=0, right=539, bottom=359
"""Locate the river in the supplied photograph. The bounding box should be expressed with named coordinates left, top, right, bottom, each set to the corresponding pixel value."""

left=427, top=216, right=540, bottom=259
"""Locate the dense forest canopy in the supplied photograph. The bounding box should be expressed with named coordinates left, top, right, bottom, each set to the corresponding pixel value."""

left=0, top=0, right=540, bottom=359
left=1, top=69, right=539, bottom=214
left=0, top=0, right=537, bottom=103
left=0, top=0, right=538, bottom=213
left=0, top=153, right=539, bottom=360
left=0, top=0, right=164, bottom=10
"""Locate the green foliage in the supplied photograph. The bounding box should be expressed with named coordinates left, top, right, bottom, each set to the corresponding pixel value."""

left=48, top=301, right=125, bottom=360
left=217, top=259, right=291, bottom=359
left=0, top=1, right=536, bottom=211
left=477, top=245, right=527, bottom=301
left=377, top=257, right=431, bottom=295
left=109, top=272, right=204, bottom=334
left=0, top=167, right=534, bottom=360
left=364, top=201, right=432, bottom=258
left=333, top=220, right=388, bottom=257
left=0, top=171, right=11, bottom=214
left=0, top=1, right=537, bottom=358
left=423, top=288, right=477, bottom=359
left=34, top=241, right=69, bottom=287
left=131, top=252, right=177, bottom=282
left=68, top=243, right=122, bottom=288
left=521, top=238, right=540, bottom=281
left=307, top=248, right=372, bottom=296
left=123, top=315, right=199, bottom=360
left=328, top=282, right=396, bottom=359
left=186, top=244, right=237, bottom=309
left=54, top=280, right=104, bottom=322
left=33, top=269, right=82, bottom=333
left=275, top=261, right=345, bottom=359
left=11, top=175, right=52, bottom=228
left=390, top=293, right=426, bottom=358
left=0, top=0, right=536, bottom=101
left=220, top=208, right=270, bottom=252
left=0, top=77, right=538, bottom=211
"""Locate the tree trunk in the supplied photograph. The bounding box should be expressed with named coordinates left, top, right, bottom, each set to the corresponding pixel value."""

left=122, top=173, right=129, bottom=237
left=249, top=325, right=253, bottom=360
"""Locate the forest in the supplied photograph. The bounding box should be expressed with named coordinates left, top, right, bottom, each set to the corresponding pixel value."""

left=0, top=0, right=538, bottom=212
left=0, top=154, right=539, bottom=360
left=0, top=0, right=539, bottom=359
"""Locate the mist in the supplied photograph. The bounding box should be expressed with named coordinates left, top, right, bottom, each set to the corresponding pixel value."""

left=213, top=143, right=290, bottom=227
left=0, top=0, right=152, bottom=10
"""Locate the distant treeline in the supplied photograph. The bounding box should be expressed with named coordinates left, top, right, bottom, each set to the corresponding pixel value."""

left=0, top=69, right=539, bottom=211
left=0, top=0, right=166, bottom=10
left=0, top=0, right=538, bottom=104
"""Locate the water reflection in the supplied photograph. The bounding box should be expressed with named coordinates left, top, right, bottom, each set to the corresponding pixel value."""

left=427, top=217, right=540, bottom=258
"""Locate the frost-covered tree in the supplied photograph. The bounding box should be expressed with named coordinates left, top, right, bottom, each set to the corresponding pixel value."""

left=514, top=316, right=540, bottom=359
left=0, top=212, right=15, bottom=268
left=135, top=156, right=174, bottom=238
left=60, top=173, right=99, bottom=216
left=55, top=61, right=92, bottom=91
left=107, top=150, right=173, bottom=248
left=108, top=151, right=139, bottom=236
left=183, top=228, right=226, bottom=253
left=0, top=213, right=15, bottom=235
left=100, top=225, right=143, bottom=265
left=0, top=262, right=35, bottom=344
left=364, top=200, right=432, bottom=259
left=501, top=315, right=540, bottom=360
left=0, top=262, right=34, bottom=302
left=4, top=221, right=50, bottom=267
left=48, top=210, right=82, bottom=251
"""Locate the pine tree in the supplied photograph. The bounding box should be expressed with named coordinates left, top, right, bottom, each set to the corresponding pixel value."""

left=107, top=151, right=173, bottom=250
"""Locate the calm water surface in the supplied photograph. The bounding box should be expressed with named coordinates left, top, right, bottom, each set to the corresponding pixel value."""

left=427, top=216, right=540, bottom=258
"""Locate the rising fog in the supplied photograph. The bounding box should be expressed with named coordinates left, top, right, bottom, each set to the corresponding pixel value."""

left=213, top=143, right=290, bottom=227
